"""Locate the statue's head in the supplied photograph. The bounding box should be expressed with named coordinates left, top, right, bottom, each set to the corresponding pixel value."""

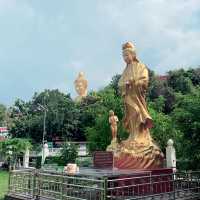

left=167, top=139, right=174, bottom=146
left=122, top=42, right=138, bottom=64
left=78, top=72, right=84, bottom=78
left=109, top=110, right=115, bottom=116
left=74, top=72, right=88, bottom=97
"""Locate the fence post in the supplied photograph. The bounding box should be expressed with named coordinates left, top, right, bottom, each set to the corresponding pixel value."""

left=8, top=171, right=11, bottom=193
left=103, top=177, right=107, bottom=200
left=33, top=170, right=39, bottom=200
left=150, top=174, right=153, bottom=195
left=173, top=172, right=176, bottom=200
left=60, top=173, right=64, bottom=200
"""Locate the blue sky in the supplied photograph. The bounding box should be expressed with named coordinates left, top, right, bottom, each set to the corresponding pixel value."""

left=0, top=0, right=200, bottom=105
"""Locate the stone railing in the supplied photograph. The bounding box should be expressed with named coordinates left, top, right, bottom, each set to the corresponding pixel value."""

left=30, top=142, right=88, bottom=157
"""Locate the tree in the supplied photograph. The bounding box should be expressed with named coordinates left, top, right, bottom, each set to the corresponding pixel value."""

left=0, top=104, right=6, bottom=126
left=59, top=142, right=78, bottom=165
left=149, top=106, right=183, bottom=154
left=0, top=138, right=32, bottom=170
left=10, top=90, right=81, bottom=142
left=85, top=87, right=128, bottom=152
left=148, top=96, right=165, bottom=113
left=147, top=69, right=161, bottom=100
left=167, top=69, right=194, bottom=94
left=147, top=72, right=175, bottom=113
left=109, top=74, right=121, bottom=96
left=188, top=67, right=200, bottom=86
left=172, top=88, right=200, bottom=169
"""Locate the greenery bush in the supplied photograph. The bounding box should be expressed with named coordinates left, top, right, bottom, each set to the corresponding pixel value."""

left=35, top=156, right=42, bottom=169
left=44, top=156, right=63, bottom=166
left=75, top=156, right=92, bottom=167
left=0, top=138, right=32, bottom=170
left=59, top=142, right=78, bottom=166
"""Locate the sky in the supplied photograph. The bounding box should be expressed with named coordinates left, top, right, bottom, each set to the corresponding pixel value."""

left=0, top=0, right=200, bottom=105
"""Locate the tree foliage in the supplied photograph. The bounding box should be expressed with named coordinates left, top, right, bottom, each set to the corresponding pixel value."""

left=59, top=142, right=78, bottom=165
left=0, top=138, right=32, bottom=169
left=0, top=104, right=6, bottom=126
left=9, top=90, right=81, bottom=142
left=172, top=88, right=200, bottom=169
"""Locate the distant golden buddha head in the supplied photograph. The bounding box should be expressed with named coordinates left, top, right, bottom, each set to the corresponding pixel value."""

left=74, top=72, right=88, bottom=99
left=122, top=41, right=138, bottom=64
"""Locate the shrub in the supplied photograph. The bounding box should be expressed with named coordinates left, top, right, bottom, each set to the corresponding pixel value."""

left=75, top=157, right=92, bottom=167
left=59, top=142, right=78, bottom=166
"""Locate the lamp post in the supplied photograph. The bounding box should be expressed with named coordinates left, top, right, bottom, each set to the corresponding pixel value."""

left=37, top=103, right=48, bottom=167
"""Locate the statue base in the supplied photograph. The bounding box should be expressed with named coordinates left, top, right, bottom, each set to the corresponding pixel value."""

left=114, top=152, right=163, bottom=169
left=107, top=137, right=164, bottom=170
left=106, top=138, right=118, bottom=152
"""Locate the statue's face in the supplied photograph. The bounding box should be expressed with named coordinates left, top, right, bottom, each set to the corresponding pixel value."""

left=76, top=81, right=86, bottom=96
left=123, top=51, right=135, bottom=64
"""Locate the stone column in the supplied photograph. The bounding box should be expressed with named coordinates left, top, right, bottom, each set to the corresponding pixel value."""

left=166, top=139, right=176, bottom=171
left=23, top=147, right=30, bottom=168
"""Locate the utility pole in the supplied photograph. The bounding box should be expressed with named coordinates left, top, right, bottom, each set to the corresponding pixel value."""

left=42, top=108, right=47, bottom=166
left=37, top=103, right=48, bottom=167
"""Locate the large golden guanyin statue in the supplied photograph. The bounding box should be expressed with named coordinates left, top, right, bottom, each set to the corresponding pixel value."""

left=113, top=42, right=164, bottom=169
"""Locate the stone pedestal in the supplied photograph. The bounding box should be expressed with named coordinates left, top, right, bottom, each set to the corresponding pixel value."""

left=93, top=151, right=113, bottom=168
left=23, top=148, right=29, bottom=168
left=114, top=152, right=164, bottom=169
left=166, top=139, right=176, bottom=170
left=107, top=138, right=164, bottom=170
left=92, top=151, right=172, bottom=195
left=42, top=143, right=49, bottom=165
left=106, top=138, right=118, bottom=152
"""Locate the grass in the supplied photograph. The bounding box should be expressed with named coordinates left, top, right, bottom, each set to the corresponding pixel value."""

left=0, top=170, right=9, bottom=200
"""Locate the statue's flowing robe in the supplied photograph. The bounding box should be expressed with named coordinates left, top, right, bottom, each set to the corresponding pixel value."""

left=118, top=61, right=153, bottom=146
left=114, top=60, right=163, bottom=169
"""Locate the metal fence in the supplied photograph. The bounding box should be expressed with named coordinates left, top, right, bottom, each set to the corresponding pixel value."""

left=8, top=169, right=105, bottom=200
left=7, top=169, right=200, bottom=200
left=107, top=172, right=200, bottom=199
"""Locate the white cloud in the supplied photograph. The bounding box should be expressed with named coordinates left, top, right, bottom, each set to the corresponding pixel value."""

left=1, top=0, right=200, bottom=104
left=97, top=0, right=200, bottom=73
left=0, top=0, right=16, bottom=10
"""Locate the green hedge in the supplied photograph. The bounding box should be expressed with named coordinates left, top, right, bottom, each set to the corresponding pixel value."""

left=44, top=156, right=65, bottom=166
left=75, top=157, right=92, bottom=167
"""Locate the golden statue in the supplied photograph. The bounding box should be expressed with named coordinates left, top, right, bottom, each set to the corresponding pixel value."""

left=74, top=72, right=88, bottom=102
left=109, top=110, right=118, bottom=140
left=114, top=42, right=163, bottom=169
left=107, top=110, right=118, bottom=152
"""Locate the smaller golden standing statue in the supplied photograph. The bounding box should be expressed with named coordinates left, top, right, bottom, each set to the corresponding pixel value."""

left=109, top=110, right=119, bottom=140
left=74, top=72, right=88, bottom=102
left=106, top=110, right=119, bottom=152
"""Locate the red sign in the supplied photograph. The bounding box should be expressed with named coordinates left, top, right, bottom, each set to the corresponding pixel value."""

left=0, top=127, right=8, bottom=133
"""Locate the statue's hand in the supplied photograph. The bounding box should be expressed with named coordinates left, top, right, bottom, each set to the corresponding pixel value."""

left=126, top=80, right=132, bottom=89
left=129, top=77, right=136, bottom=85
left=126, top=79, right=135, bottom=91
left=125, top=81, right=130, bottom=91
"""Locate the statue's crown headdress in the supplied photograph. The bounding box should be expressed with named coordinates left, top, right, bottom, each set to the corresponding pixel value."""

left=122, top=41, right=136, bottom=52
